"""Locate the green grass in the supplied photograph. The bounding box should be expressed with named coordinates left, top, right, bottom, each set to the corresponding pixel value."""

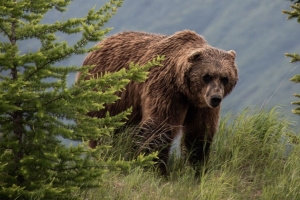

left=84, top=107, right=300, bottom=200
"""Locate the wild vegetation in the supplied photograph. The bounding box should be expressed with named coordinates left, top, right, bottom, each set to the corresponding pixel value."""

left=87, top=108, right=300, bottom=200
left=1, top=0, right=300, bottom=200
left=283, top=2, right=300, bottom=114
left=0, top=0, right=159, bottom=199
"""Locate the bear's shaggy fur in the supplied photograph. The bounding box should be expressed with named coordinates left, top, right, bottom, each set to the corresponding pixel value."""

left=77, top=30, right=238, bottom=173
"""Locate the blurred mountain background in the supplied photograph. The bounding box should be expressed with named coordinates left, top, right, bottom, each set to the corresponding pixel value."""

left=19, top=0, right=300, bottom=123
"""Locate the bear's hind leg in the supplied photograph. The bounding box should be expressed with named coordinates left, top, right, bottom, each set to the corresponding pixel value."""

left=136, top=119, right=173, bottom=174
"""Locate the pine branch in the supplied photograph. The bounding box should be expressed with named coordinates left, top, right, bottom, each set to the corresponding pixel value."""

left=290, top=74, right=300, bottom=82
left=0, top=25, right=10, bottom=38
left=285, top=53, right=300, bottom=63
left=282, top=3, right=300, bottom=20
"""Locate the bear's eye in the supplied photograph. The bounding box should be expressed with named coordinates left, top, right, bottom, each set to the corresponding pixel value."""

left=221, top=77, right=229, bottom=86
left=202, top=74, right=212, bottom=83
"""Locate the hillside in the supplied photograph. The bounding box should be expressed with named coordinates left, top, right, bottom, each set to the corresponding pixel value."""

left=23, top=0, right=300, bottom=122
left=87, top=108, right=300, bottom=199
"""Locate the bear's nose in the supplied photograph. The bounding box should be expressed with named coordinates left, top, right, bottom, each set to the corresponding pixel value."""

left=210, top=95, right=222, bottom=108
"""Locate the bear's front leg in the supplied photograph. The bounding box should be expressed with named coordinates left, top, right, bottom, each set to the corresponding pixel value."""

left=183, top=106, right=219, bottom=168
left=184, top=132, right=212, bottom=167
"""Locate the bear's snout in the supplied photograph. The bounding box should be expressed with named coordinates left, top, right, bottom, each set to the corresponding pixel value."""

left=210, top=95, right=222, bottom=108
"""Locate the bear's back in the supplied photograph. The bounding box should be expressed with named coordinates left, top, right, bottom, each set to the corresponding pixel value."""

left=83, top=31, right=166, bottom=77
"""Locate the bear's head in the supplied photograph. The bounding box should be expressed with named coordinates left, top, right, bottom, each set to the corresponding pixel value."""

left=180, top=47, right=238, bottom=109
left=145, top=30, right=238, bottom=109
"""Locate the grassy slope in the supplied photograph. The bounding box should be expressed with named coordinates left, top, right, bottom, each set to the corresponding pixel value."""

left=85, top=108, right=300, bottom=200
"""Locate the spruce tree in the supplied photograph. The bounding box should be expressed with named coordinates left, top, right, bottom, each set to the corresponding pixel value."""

left=0, top=0, right=161, bottom=199
left=283, top=3, right=300, bottom=115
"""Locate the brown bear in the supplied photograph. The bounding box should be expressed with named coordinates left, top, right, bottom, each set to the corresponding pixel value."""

left=77, top=30, right=238, bottom=173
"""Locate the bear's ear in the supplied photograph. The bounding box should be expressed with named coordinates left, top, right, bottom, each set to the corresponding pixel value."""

left=228, top=50, right=236, bottom=58
left=188, top=51, right=202, bottom=63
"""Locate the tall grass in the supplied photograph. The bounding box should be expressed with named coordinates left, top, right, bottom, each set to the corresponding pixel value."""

left=85, top=107, right=300, bottom=200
